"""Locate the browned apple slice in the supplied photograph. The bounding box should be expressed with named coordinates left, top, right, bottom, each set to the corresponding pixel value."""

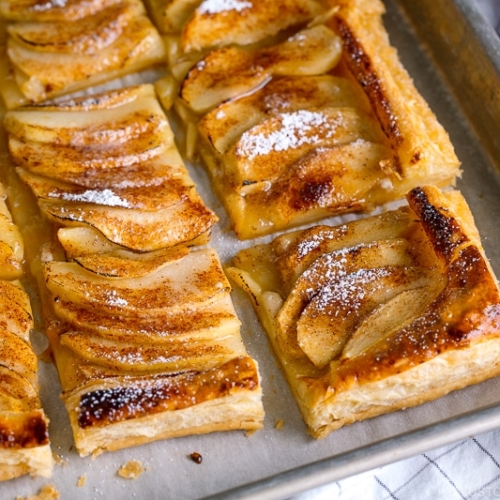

left=0, top=328, right=38, bottom=387
left=148, top=0, right=200, bottom=33
left=53, top=294, right=241, bottom=342
left=341, top=285, right=443, bottom=360
left=0, top=185, right=24, bottom=280
left=296, top=266, right=431, bottom=368
left=60, top=330, right=245, bottom=373
left=180, top=24, right=342, bottom=113
left=199, top=75, right=373, bottom=154
left=181, top=0, right=326, bottom=53
left=226, top=107, right=387, bottom=193
left=39, top=194, right=217, bottom=251
left=0, top=281, right=33, bottom=343
left=275, top=238, right=414, bottom=357
left=0, top=366, right=39, bottom=410
left=44, top=248, right=231, bottom=317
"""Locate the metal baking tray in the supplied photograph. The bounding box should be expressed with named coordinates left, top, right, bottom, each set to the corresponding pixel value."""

left=5, top=0, right=500, bottom=498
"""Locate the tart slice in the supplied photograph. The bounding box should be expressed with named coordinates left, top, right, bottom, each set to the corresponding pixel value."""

left=226, top=185, right=500, bottom=438
left=4, top=84, right=218, bottom=252
left=42, top=246, right=264, bottom=456
left=0, top=0, right=166, bottom=108
left=162, top=0, right=460, bottom=239
left=0, top=183, right=52, bottom=480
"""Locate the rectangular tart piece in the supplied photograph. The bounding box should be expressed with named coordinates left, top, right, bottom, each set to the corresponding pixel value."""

left=156, top=0, right=460, bottom=239
left=226, top=185, right=500, bottom=438
left=0, top=0, right=166, bottom=108
left=42, top=245, right=264, bottom=456
left=0, top=182, right=52, bottom=480
left=4, top=84, right=218, bottom=252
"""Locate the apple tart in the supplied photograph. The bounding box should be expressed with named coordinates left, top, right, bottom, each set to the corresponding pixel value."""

left=4, top=84, right=218, bottom=252
left=0, top=0, right=166, bottom=108
left=0, top=183, right=52, bottom=480
left=226, top=185, right=500, bottom=438
left=160, top=0, right=460, bottom=239
left=41, top=243, right=264, bottom=456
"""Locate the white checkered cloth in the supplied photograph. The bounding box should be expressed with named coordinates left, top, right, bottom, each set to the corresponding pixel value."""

left=293, top=1, right=500, bottom=499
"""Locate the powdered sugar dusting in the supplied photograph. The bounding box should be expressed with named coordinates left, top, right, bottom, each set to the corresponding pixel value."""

left=49, top=189, right=131, bottom=208
left=237, top=110, right=343, bottom=161
left=199, top=0, right=252, bottom=15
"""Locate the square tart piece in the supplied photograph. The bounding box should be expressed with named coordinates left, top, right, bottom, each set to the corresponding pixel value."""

left=0, top=0, right=166, bottom=108
left=41, top=245, right=264, bottom=457
left=4, top=84, right=218, bottom=252
left=166, top=0, right=460, bottom=239
left=0, top=184, right=52, bottom=480
left=226, top=185, right=500, bottom=438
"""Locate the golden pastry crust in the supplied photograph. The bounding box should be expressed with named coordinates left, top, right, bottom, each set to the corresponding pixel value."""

left=161, top=0, right=460, bottom=239
left=0, top=0, right=166, bottom=108
left=226, top=186, right=500, bottom=438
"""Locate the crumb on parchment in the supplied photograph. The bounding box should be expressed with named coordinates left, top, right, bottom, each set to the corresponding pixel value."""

left=275, top=419, right=285, bottom=430
left=16, top=484, right=60, bottom=500
left=77, top=474, right=86, bottom=487
left=117, top=460, right=145, bottom=479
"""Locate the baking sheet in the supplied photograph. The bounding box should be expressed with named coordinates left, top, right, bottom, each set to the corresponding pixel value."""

left=5, top=0, right=500, bottom=498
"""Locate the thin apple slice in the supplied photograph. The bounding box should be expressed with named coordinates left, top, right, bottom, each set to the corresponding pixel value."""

left=44, top=248, right=231, bottom=317
left=39, top=194, right=217, bottom=252
left=0, top=327, right=38, bottom=387
left=199, top=75, right=373, bottom=155
left=58, top=227, right=125, bottom=258
left=60, top=330, right=245, bottom=373
left=0, top=280, right=33, bottom=342
left=272, top=207, right=416, bottom=292
left=0, top=366, right=39, bottom=410
left=53, top=294, right=241, bottom=342
left=296, top=266, right=429, bottom=368
left=226, top=107, right=387, bottom=193
left=0, top=187, right=24, bottom=280
left=341, top=285, right=442, bottom=360
left=275, top=238, right=414, bottom=357
left=180, top=24, right=342, bottom=113
left=149, top=0, right=200, bottom=32
left=181, top=0, right=325, bottom=53
left=17, top=168, right=192, bottom=212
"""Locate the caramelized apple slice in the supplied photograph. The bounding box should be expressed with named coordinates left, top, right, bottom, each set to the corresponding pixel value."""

left=199, top=75, right=372, bottom=154
left=148, top=0, right=200, bottom=32
left=227, top=107, right=386, bottom=193
left=0, top=281, right=33, bottom=342
left=276, top=238, right=414, bottom=357
left=53, top=295, right=241, bottom=342
left=44, top=249, right=231, bottom=317
left=39, top=195, right=217, bottom=251
left=296, top=266, right=429, bottom=368
left=0, top=366, right=39, bottom=410
left=60, top=331, right=245, bottom=373
left=180, top=25, right=342, bottom=113
left=181, top=0, right=325, bottom=53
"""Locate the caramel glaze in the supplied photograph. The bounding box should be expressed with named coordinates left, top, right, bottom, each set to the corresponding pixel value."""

left=76, top=356, right=259, bottom=428
left=321, top=187, right=500, bottom=392
left=332, top=16, right=402, bottom=175
left=0, top=411, right=49, bottom=449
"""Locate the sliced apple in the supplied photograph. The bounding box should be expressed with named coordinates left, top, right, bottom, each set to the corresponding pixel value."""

left=149, top=0, right=200, bottom=33
left=0, top=327, right=38, bottom=387
left=0, top=280, right=33, bottom=342
left=17, top=168, right=192, bottom=212
left=44, top=248, right=231, bottom=317
left=199, top=75, right=373, bottom=155
left=181, top=0, right=325, bottom=53
left=60, top=330, right=244, bottom=373
left=0, top=189, right=24, bottom=279
left=39, top=194, right=217, bottom=252
left=0, top=365, right=39, bottom=409
left=341, top=284, right=444, bottom=360
left=226, top=107, right=387, bottom=193
left=296, top=266, right=432, bottom=368
left=180, top=24, right=342, bottom=113
left=53, top=294, right=241, bottom=342
left=58, top=226, right=125, bottom=259
left=272, top=207, right=416, bottom=292
left=275, top=238, right=414, bottom=357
